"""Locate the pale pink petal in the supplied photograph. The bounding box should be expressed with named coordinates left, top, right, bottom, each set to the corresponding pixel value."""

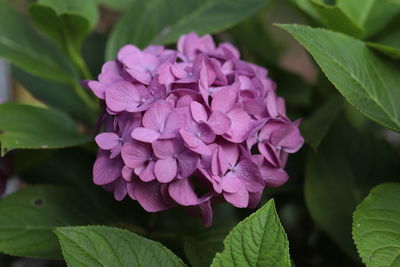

left=234, top=159, right=264, bottom=192
left=138, top=161, right=156, bottom=182
left=154, top=158, right=178, bottom=183
left=177, top=150, right=199, bottom=178
left=211, top=84, right=238, bottom=113
left=218, top=142, right=239, bottom=174
left=142, top=101, right=172, bottom=130
left=223, top=187, right=249, bottom=208
left=180, top=129, right=212, bottom=156
left=223, top=108, right=252, bottom=143
left=105, top=80, right=140, bottom=113
left=152, top=139, right=176, bottom=159
left=190, top=101, right=208, bottom=123
left=93, top=154, right=123, bottom=185
left=122, top=166, right=134, bottom=182
left=221, top=176, right=243, bottom=193
left=207, top=111, right=231, bottom=135
left=258, top=142, right=280, bottom=168
left=121, top=141, right=151, bottom=168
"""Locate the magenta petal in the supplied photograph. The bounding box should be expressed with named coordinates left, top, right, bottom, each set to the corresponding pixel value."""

left=131, top=127, right=160, bottom=143
left=223, top=187, right=249, bottom=208
left=224, top=108, right=252, bottom=143
left=258, top=142, right=280, bottom=167
left=260, top=163, right=289, bottom=187
left=105, top=80, right=139, bottom=113
left=211, top=84, right=238, bottom=113
left=218, top=142, right=239, bottom=174
left=121, top=141, right=151, bottom=168
left=169, top=178, right=199, bottom=206
left=95, top=132, right=120, bottom=150
left=190, top=101, right=208, bottom=123
left=152, top=139, right=176, bottom=159
left=180, top=129, right=212, bottom=155
left=122, top=166, right=134, bottom=182
left=198, top=200, right=213, bottom=227
left=138, top=161, right=156, bottom=182
left=177, top=150, right=199, bottom=178
left=207, top=111, right=231, bottom=135
left=248, top=191, right=263, bottom=209
left=235, top=159, right=264, bottom=192
left=105, top=178, right=127, bottom=201
left=93, top=154, right=123, bottom=185
left=142, top=101, right=172, bottom=130
left=221, top=176, right=243, bottom=193
left=132, top=180, right=171, bottom=212
left=154, top=158, right=178, bottom=183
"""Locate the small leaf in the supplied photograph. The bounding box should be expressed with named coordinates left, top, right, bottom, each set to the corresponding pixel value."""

left=301, top=95, right=343, bottom=150
left=29, top=0, right=99, bottom=66
left=337, top=0, right=400, bottom=37
left=0, top=103, right=89, bottom=156
left=54, top=225, right=186, bottom=267
left=368, top=29, right=400, bottom=59
left=310, top=0, right=365, bottom=38
left=305, top=119, right=400, bottom=258
left=353, top=183, right=400, bottom=267
left=106, top=0, right=272, bottom=60
left=278, top=24, right=400, bottom=133
left=0, top=185, right=104, bottom=259
left=0, top=1, right=75, bottom=83
left=211, top=199, right=290, bottom=267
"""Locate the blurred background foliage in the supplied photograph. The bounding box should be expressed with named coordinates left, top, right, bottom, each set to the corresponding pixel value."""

left=0, top=0, right=399, bottom=266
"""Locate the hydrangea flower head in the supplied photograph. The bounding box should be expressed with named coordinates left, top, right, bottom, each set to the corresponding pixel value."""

left=87, top=32, right=304, bottom=226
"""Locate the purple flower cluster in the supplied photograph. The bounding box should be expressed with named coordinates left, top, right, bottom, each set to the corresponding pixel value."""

left=88, top=33, right=303, bottom=226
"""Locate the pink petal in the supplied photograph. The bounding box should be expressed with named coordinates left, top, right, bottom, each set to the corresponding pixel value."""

left=180, top=129, right=212, bottom=156
left=207, top=111, right=231, bottom=135
left=190, top=101, right=208, bottom=123
left=105, top=80, right=140, bottom=113
left=223, top=187, right=249, bottom=208
left=168, top=178, right=199, bottom=206
left=258, top=143, right=280, bottom=167
left=93, top=153, right=123, bottom=185
left=234, top=159, right=264, bottom=193
left=152, top=139, right=176, bottom=159
left=121, top=141, right=151, bottom=168
left=95, top=132, right=120, bottom=150
left=221, top=176, right=243, bottom=193
left=122, top=165, right=134, bottom=182
left=218, top=142, right=239, bottom=174
left=131, top=127, right=160, bottom=143
left=223, top=108, right=252, bottom=143
left=177, top=150, right=199, bottom=178
left=154, top=158, right=178, bottom=183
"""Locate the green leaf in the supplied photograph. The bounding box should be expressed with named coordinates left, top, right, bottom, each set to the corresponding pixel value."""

left=278, top=24, right=400, bottom=133
left=0, top=103, right=89, bottom=156
left=184, top=224, right=234, bottom=267
left=353, top=183, right=400, bottom=267
left=337, top=0, right=400, bottom=37
left=12, top=67, right=94, bottom=125
left=0, top=1, right=75, bottom=83
left=305, top=119, right=400, bottom=258
left=310, top=0, right=365, bottom=38
left=29, top=0, right=99, bottom=77
left=95, top=0, right=132, bottom=10
left=368, top=29, right=400, bottom=59
left=211, top=199, right=290, bottom=267
left=106, top=0, right=271, bottom=60
left=289, top=0, right=322, bottom=22
left=54, top=225, right=186, bottom=267
left=0, top=185, right=104, bottom=259
left=301, top=95, right=343, bottom=150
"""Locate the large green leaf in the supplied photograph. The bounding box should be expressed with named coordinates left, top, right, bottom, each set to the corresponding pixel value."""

left=12, top=67, right=94, bottom=124
left=337, top=0, right=400, bottom=38
left=55, top=225, right=186, bottom=267
left=106, top=0, right=271, bottom=60
left=0, top=1, right=75, bottom=83
left=301, top=95, right=343, bottom=150
left=279, top=24, right=400, bottom=133
left=0, top=185, right=103, bottom=259
left=0, top=103, right=89, bottom=156
left=353, top=183, right=400, bottom=267
left=211, top=199, right=290, bottom=267
left=305, top=119, right=400, bottom=258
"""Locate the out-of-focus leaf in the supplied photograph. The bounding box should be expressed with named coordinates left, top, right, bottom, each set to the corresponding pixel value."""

left=301, top=95, right=343, bottom=150
left=353, top=183, right=400, bottom=267
left=305, top=119, right=400, bottom=258
left=12, top=67, right=94, bottom=125
left=337, top=0, right=400, bottom=38
left=29, top=0, right=99, bottom=73
left=95, top=0, right=133, bottom=10
left=55, top=226, right=186, bottom=267
left=184, top=224, right=234, bottom=267
left=0, top=185, right=104, bottom=259
left=106, top=0, right=272, bottom=60
left=0, top=1, right=75, bottom=83
left=0, top=103, right=89, bottom=156
left=82, top=33, right=107, bottom=76
left=211, top=199, right=290, bottom=267
left=310, top=0, right=364, bottom=38
left=290, top=0, right=321, bottom=22
left=279, top=24, right=400, bottom=133
left=368, top=29, right=400, bottom=59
